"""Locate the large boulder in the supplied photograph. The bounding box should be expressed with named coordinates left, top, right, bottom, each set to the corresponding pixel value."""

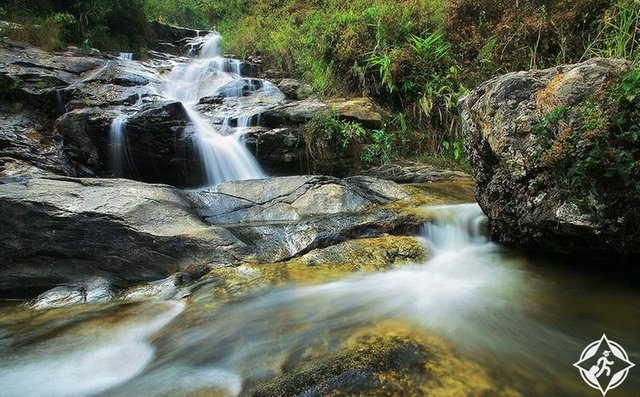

left=56, top=100, right=206, bottom=187
left=185, top=176, right=425, bottom=262
left=461, top=58, right=639, bottom=255
left=0, top=177, right=248, bottom=292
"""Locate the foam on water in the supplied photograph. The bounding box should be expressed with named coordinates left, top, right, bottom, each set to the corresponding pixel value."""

left=0, top=301, right=184, bottom=397
left=162, top=32, right=266, bottom=186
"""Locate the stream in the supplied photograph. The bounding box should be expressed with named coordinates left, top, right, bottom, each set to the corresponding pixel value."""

left=0, top=202, right=637, bottom=396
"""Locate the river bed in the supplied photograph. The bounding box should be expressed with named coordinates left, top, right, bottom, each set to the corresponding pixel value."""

left=0, top=200, right=637, bottom=396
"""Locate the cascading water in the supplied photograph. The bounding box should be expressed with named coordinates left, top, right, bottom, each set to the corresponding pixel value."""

left=109, top=115, right=128, bottom=177
left=0, top=204, right=638, bottom=395
left=162, top=33, right=267, bottom=186
left=118, top=52, right=133, bottom=61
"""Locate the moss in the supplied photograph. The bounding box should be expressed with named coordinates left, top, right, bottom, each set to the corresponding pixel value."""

left=246, top=324, right=518, bottom=396
left=531, top=67, right=640, bottom=241
left=196, top=235, right=428, bottom=301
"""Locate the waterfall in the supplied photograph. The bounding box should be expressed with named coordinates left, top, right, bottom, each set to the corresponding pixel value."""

left=163, top=32, right=266, bottom=187
left=118, top=53, right=133, bottom=61
left=110, top=115, right=128, bottom=177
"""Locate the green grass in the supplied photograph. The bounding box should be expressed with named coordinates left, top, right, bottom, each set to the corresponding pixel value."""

left=2, top=0, right=639, bottom=170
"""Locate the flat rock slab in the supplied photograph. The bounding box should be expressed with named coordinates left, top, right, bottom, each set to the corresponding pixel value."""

left=185, top=175, right=410, bottom=224
left=0, top=177, right=247, bottom=291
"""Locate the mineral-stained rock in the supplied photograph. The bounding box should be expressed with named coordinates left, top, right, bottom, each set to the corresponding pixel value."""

left=461, top=58, right=639, bottom=255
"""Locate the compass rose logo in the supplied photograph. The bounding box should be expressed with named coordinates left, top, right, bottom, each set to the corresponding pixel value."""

left=574, top=334, right=635, bottom=396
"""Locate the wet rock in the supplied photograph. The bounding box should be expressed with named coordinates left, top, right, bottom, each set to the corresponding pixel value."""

left=198, top=78, right=266, bottom=104
left=461, top=58, right=639, bottom=255
left=149, top=21, right=203, bottom=55
left=277, top=78, right=312, bottom=100
left=82, top=64, right=152, bottom=87
left=185, top=176, right=424, bottom=262
left=186, top=175, right=409, bottom=224
left=0, top=177, right=248, bottom=291
left=120, top=273, right=191, bottom=301
left=364, top=162, right=472, bottom=183
left=56, top=100, right=206, bottom=187
left=0, top=104, right=77, bottom=178
left=0, top=38, right=105, bottom=112
left=199, top=235, right=428, bottom=299
left=54, top=106, right=119, bottom=174
left=246, top=328, right=502, bottom=396
left=28, top=278, right=115, bottom=310
left=243, top=127, right=307, bottom=175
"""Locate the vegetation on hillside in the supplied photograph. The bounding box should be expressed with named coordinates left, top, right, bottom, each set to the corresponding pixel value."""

left=1, top=0, right=638, bottom=169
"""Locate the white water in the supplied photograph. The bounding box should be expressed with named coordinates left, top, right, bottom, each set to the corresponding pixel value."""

left=109, top=115, right=128, bottom=177
left=118, top=52, right=133, bottom=61
left=2, top=204, right=637, bottom=395
left=162, top=33, right=266, bottom=186
left=0, top=301, right=184, bottom=397
left=96, top=204, right=588, bottom=395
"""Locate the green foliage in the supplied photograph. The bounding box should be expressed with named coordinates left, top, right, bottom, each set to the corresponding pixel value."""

left=535, top=68, right=640, bottom=195
left=308, top=114, right=396, bottom=166
left=584, top=0, right=640, bottom=63
left=533, top=106, right=568, bottom=148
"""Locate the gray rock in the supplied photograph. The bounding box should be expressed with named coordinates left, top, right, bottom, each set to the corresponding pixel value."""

left=460, top=58, right=639, bottom=255
left=0, top=104, right=77, bottom=178
left=363, top=163, right=472, bottom=183
left=277, top=78, right=312, bottom=100
left=28, top=278, right=115, bottom=310
left=0, top=38, right=105, bottom=111
left=263, top=97, right=386, bottom=129
left=0, top=177, right=248, bottom=291
left=185, top=176, right=420, bottom=262
left=185, top=175, right=409, bottom=224
left=243, top=127, right=307, bottom=175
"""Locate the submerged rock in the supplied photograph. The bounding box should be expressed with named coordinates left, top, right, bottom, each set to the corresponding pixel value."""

left=0, top=177, right=248, bottom=291
left=198, top=235, right=428, bottom=299
left=461, top=58, right=639, bottom=255
left=246, top=327, right=507, bottom=396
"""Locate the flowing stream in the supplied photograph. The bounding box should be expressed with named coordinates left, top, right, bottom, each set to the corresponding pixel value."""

left=0, top=204, right=637, bottom=396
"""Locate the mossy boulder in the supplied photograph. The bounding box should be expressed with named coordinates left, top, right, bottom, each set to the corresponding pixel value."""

left=246, top=326, right=516, bottom=396
left=461, top=58, right=640, bottom=256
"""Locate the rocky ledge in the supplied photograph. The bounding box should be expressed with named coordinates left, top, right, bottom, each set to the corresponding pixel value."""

left=0, top=175, right=435, bottom=295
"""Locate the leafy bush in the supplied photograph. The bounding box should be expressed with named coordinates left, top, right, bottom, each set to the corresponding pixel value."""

left=306, top=114, right=396, bottom=166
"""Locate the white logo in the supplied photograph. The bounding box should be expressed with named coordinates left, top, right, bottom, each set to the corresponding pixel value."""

left=574, top=334, right=635, bottom=396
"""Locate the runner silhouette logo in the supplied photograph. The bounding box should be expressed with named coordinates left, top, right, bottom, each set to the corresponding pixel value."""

left=574, top=334, right=635, bottom=396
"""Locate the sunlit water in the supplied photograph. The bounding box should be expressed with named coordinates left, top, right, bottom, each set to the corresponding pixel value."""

left=0, top=204, right=638, bottom=396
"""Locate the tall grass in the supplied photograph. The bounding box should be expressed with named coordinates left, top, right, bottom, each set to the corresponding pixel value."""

left=584, top=0, right=640, bottom=63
